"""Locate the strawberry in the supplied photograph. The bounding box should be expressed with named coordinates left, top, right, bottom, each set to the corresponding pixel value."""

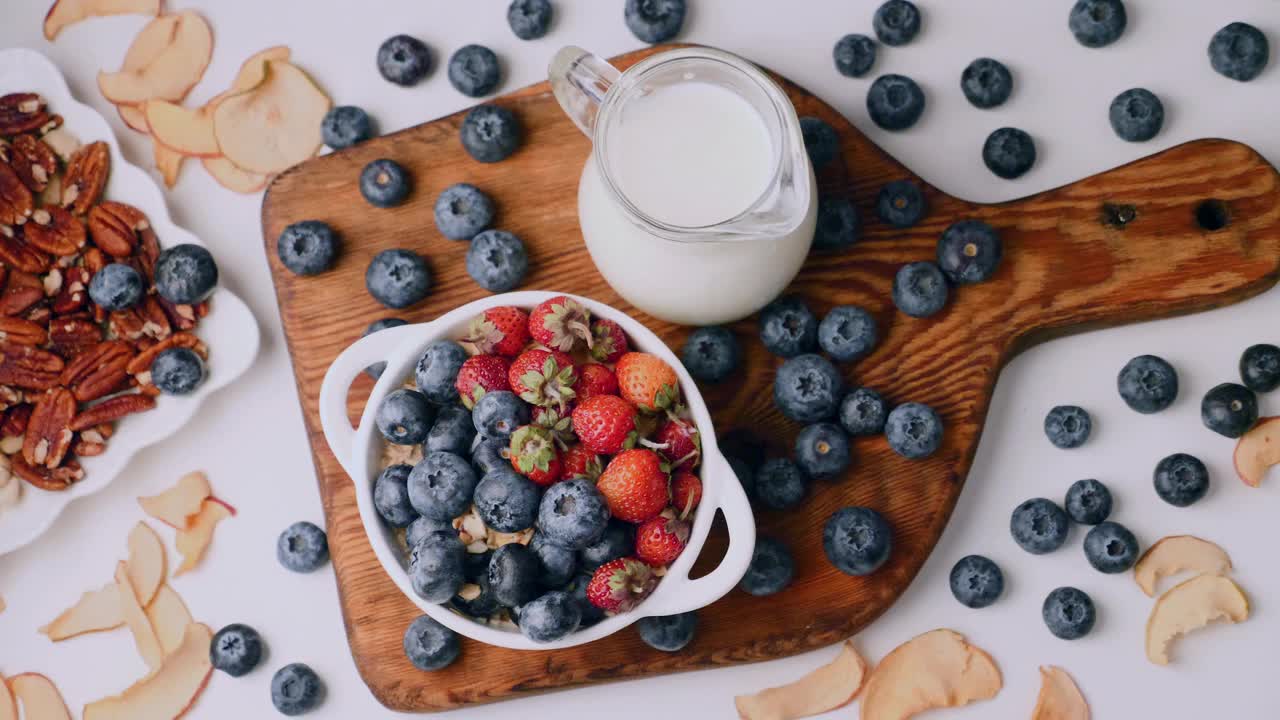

left=560, top=444, right=603, bottom=481
left=671, top=469, right=701, bottom=516
left=462, top=306, right=531, bottom=357
left=586, top=557, right=657, bottom=612
left=454, top=354, right=511, bottom=409
left=615, top=352, right=680, bottom=413
left=596, top=449, right=669, bottom=523
left=572, top=395, right=638, bottom=455
left=508, top=348, right=577, bottom=409
left=528, top=295, right=592, bottom=352
left=635, top=510, right=690, bottom=566
left=532, top=404, right=575, bottom=447
left=652, top=416, right=700, bottom=469
left=509, top=425, right=562, bottom=487
left=576, top=362, right=619, bottom=401
left=589, top=318, right=629, bottom=363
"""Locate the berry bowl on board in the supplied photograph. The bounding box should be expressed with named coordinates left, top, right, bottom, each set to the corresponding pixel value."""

left=319, top=291, right=755, bottom=650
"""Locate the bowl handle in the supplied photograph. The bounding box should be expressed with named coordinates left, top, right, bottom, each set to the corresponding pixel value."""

left=638, top=452, right=757, bottom=617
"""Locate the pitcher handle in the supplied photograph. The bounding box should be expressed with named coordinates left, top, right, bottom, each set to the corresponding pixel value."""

left=548, top=46, right=620, bottom=137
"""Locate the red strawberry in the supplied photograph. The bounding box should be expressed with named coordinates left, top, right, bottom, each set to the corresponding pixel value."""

left=586, top=557, right=657, bottom=612
left=509, top=425, right=562, bottom=487
left=596, top=449, right=669, bottom=523
left=589, top=318, right=629, bottom=363
left=671, top=469, right=701, bottom=517
left=635, top=510, right=690, bottom=566
left=462, top=306, right=531, bottom=357
left=454, top=354, right=511, bottom=409
left=560, top=444, right=603, bottom=481
left=615, top=352, right=680, bottom=413
left=577, top=362, right=619, bottom=401
left=653, top=417, right=700, bottom=469
left=528, top=295, right=592, bottom=352
left=532, top=404, right=575, bottom=447
left=508, top=348, right=577, bottom=409
left=572, top=395, right=638, bottom=455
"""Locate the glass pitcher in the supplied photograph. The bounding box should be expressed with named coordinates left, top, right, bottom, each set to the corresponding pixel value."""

left=549, top=46, right=817, bottom=326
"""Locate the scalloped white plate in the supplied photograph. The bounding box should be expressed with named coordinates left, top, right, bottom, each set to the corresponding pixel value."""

left=0, top=48, right=260, bottom=556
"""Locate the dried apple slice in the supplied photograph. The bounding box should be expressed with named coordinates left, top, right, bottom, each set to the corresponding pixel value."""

left=115, top=560, right=163, bottom=672
left=97, top=11, right=213, bottom=105
left=139, top=471, right=210, bottom=528
left=735, top=641, right=868, bottom=720
left=1146, top=573, right=1249, bottom=665
left=1031, top=666, right=1089, bottom=720
left=83, top=623, right=214, bottom=720
left=201, top=156, right=269, bottom=193
left=212, top=60, right=331, bottom=174
left=8, top=673, right=72, bottom=720
left=229, top=46, right=292, bottom=94
left=121, top=14, right=181, bottom=71
left=146, top=584, right=193, bottom=656
left=1133, top=535, right=1232, bottom=597
left=860, top=629, right=1001, bottom=720
left=43, top=0, right=161, bottom=41
left=0, top=672, right=15, bottom=720
left=174, top=497, right=232, bottom=575
left=40, top=521, right=166, bottom=639
left=1234, top=416, right=1280, bottom=487
left=154, top=141, right=184, bottom=188
left=144, top=100, right=218, bottom=157
left=117, top=104, right=149, bottom=134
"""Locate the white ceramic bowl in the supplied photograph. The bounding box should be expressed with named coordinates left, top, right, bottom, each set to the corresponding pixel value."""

left=0, top=49, right=260, bottom=556
left=319, top=291, right=755, bottom=650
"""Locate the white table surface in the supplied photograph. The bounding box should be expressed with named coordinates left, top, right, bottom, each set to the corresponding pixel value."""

left=3, top=1, right=1279, bottom=717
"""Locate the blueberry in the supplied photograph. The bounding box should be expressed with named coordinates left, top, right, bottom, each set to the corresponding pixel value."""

left=885, top=402, right=943, bottom=459
left=823, top=506, right=893, bottom=576
left=210, top=623, right=263, bottom=677
left=1241, top=344, right=1280, bottom=392
left=277, top=521, right=329, bottom=573
left=566, top=571, right=606, bottom=626
left=151, top=347, right=205, bottom=395
left=276, top=221, right=339, bottom=278
left=1201, top=382, right=1258, bottom=438
left=866, top=74, right=925, bottom=131
left=1083, top=521, right=1140, bottom=574
left=818, top=305, right=877, bottom=362
left=1153, top=453, right=1210, bottom=507
left=873, top=0, right=921, bottom=46
left=536, top=478, right=610, bottom=550
left=755, top=457, right=809, bottom=510
left=88, top=263, right=143, bottom=310
left=1118, top=354, right=1178, bottom=413
left=530, top=533, right=577, bottom=587
left=508, top=0, right=553, bottom=40
left=624, top=0, right=685, bottom=43
left=579, top=520, right=634, bottom=570
left=1209, top=22, right=1269, bottom=81
left=415, top=340, right=468, bottom=404
left=833, top=34, right=877, bottom=78
left=960, top=58, right=1013, bottom=109
left=434, top=183, right=495, bottom=241
left=637, top=611, right=697, bottom=652
left=812, top=195, right=861, bottom=251
left=876, top=180, right=926, bottom=228
left=681, top=326, right=740, bottom=383
left=949, top=555, right=1004, bottom=608
left=795, top=423, right=851, bottom=480
left=373, top=464, right=416, bottom=527
left=408, top=531, right=466, bottom=602
left=366, top=249, right=431, bottom=309
left=321, top=106, right=373, bottom=150
left=1010, top=498, right=1069, bottom=555
left=375, top=389, right=435, bottom=445
left=1068, top=0, right=1126, bottom=48
left=426, top=405, right=477, bottom=455
left=1109, top=88, right=1164, bottom=142
left=937, top=220, right=1002, bottom=284
left=1044, top=405, right=1092, bottom=449
left=154, top=244, right=217, bottom=304
left=270, top=663, right=323, bottom=716
left=982, top=127, right=1036, bottom=180
left=359, top=158, right=411, bottom=208
left=474, top=467, right=540, bottom=533
left=739, top=536, right=794, bottom=596
left=452, top=572, right=501, bottom=619
left=466, top=229, right=528, bottom=292
left=408, top=452, right=477, bottom=521
left=473, top=391, right=529, bottom=439
left=448, top=44, right=501, bottom=97
left=402, top=615, right=459, bottom=671
left=362, top=318, right=407, bottom=380
left=1064, top=478, right=1112, bottom=525
left=1042, top=587, right=1096, bottom=640
left=472, top=436, right=512, bottom=476
left=800, top=116, right=840, bottom=170
left=460, top=105, right=521, bottom=163
left=840, top=387, right=889, bottom=436
left=759, top=295, right=818, bottom=358
left=462, top=547, right=493, bottom=583
left=892, top=262, right=949, bottom=318
left=488, top=543, right=541, bottom=607
left=377, top=34, right=432, bottom=86
left=518, top=590, right=581, bottom=642
left=406, top=515, right=453, bottom=549
left=774, top=354, right=843, bottom=423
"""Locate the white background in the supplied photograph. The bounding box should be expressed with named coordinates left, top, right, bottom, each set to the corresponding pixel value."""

left=3, top=1, right=1280, bottom=717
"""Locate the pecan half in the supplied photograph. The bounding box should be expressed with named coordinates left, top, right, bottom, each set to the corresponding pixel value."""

left=62, top=141, right=109, bottom=215
left=69, top=393, right=155, bottom=431
left=0, top=161, right=34, bottom=226
left=82, top=246, right=107, bottom=274
left=0, top=385, right=21, bottom=410
left=138, top=295, right=172, bottom=339
left=23, top=206, right=85, bottom=256
left=153, top=295, right=193, bottom=331
left=0, top=224, right=51, bottom=273
left=0, top=94, right=52, bottom=136
left=137, top=224, right=160, bottom=279
left=72, top=434, right=106, bottom=457
left=87, top=200, right=148, bottom=258
left=0, top=285, right=44, bottom=316
left=51, top=266, right=89, bottom=315
left=60, top=340, right=133, bottom=402
left=48, top=317, right=102, bottom=359
left=11, top=453, right=82, bottom=491
left=1, top=403, right=32, bottom=436
left=126, top=331, right=206, bottom=375
left=108, top=306, right=147, bottom=342
left=0, top=344, right=63, bottom=390
left=0, top=317, right=47, bottom=346
left=24, top=304, right=50, bottom=325
left=23, top=386, right=75, bottom=469
left=5, top=135, right=57, bottom=193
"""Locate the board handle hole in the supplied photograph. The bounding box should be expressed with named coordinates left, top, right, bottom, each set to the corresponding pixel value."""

left=1195, top=199, right=1230, bottom=231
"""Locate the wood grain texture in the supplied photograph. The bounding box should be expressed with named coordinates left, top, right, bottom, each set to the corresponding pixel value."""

left=260, top=45, right=1280, bottom=712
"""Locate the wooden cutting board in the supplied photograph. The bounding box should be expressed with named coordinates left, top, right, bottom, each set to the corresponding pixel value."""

left=260, top=44, right=1280, bottom=712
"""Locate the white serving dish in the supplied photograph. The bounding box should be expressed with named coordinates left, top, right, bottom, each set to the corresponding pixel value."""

left=0, top=48, right=260, bottom=556
left=319, top=291, right=755, bottom=650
